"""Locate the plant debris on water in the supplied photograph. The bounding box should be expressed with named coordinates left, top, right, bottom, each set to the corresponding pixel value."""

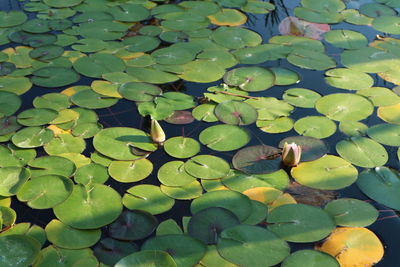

left=0, top=0, right=399, bottom=266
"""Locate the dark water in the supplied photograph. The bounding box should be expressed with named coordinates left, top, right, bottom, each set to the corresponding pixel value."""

left=1, top=0, right=400, bottom=266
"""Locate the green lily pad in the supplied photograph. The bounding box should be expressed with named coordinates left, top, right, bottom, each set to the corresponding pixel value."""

left=357, top=167, right=400, bottom=210
left=357, top=87, right=400, bottom=107
left=199, top=245, right=238, bottom=267
left=211, top=26, right=262, bottom=49
left=22, top=19, right=50, bottom=33
left=157, top=161, right=196, bottom=186
left=73, top=53, right=125, bottom=78
left=324, top=30, right=368, bottom=49
left=270, top=67, right=300, bottom=85
left=0, top=62, right=16, bottom=76
left=28, top=155, right=75, bottom=178
left=94, top=238, right=138, bottom=266
left=0, top=235, right=40, bottom=267
left=93, top=127, right=156, bottom=160
left=0, top=145, right=36, bottom=168
left=17, top=108, right=58, bottom=127
left=315, top=93, right=374, bottom=121
left=109, top=210, right=157, bottom=241
left=342, top=9, right=373, bottom=25
left=0, top=92, right=21, bottom=117
left=118, top=82, right=161, bottom=102
left=33, top=246, right=98, bottom=267
left=43, top=0, right=83, bottom=8
left=267, top=203, right=335, bottom=242
left=152, top=47, right=195, bottom=65
left=191, top=190, right=251, bottom=222
left=192, top=104, right=218, bottom=122
left=336, top=137, right=388, bottom=168
left=360, top=2, right=395, bottom=17
left=71, top=89, right=118, bottom=109
left=372, top=16, right=400, bottom=34
left=257, top=117, right=294, bottom=134
left=325, top=68, right=373, bottom=91
left=294, top=7, right=342, bottom=24
left=142, top=234, right=206, bottom=267
left=109, top=4, right=150, bottom=22
left=0, top=167, right=30, bottom=197
left=156, top=219, right=183, bottom=236
left=224, top=67, right=275, bottom=92
left=53, top=183, right=123, bottom=229
left=108, top=159, right=153, bottom=183
left=115, top=250, right=177, bottom=267
left=232, top=145, right=281, bottom=174
left=160, top=180, right=203, bottom=200
left=279, top=136, right=329, bottom=162
left=33, top=93, right=70, bottom=111
left=11, top=127, right=54, bottom=148
left=45, top=219, right=101, bottom=249
left=367, top=123, right=400, bottom=146
left=127, top=67, right=179, bottom=84
left=163, top=137, right=200, bottom=159
left=196, top=49, right=238, bottom=69
left=0, top=76, right=32, bottom=95
left=0, top=11, right=27, bottom=27
left=214, top=100, right=257, bottom=125
left=184, top=155, right=230, bottom=180
left=324, top=198, right=378, bottom=227
left=31, top=67, right=80, bottom=88
left=74, top=163, right=109, bottom=185
left=291, top=155, right=358, bottom=190
left=17, top=175, right=73, bottom=209
left=294, top=116, right=337, bottom=139
left=123, top=184, right=174, bottom=215
left=282, top=88, right=321, bottom=108
left=188, top=207, right=240, bottom=244
left=217, top=224, right=290, bottom=267
left=339, top=120, right=368, bottom=137
left=282, top=250, right=339, bottom=267
left=29, top=45, right=64, bottom=61
left=287, top=49, right=336, bottom=70
left=242, top=199, right=268, bottom=225
left=245, top=97, right=294, bottom=120
left=123, top=36, right=160, bottom=53
left=178, top=60, right=225, bottom=83
left=78, top=21, right=129, bottom=40
left=199, top=124, right=250, bottom=152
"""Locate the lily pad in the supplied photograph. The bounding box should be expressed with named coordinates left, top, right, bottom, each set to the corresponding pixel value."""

left=208, top=8, right=247, bottom=26
left=287, top=49, right=336, bottom=70
left=123, top=184, right=174, bottom=215
left=0, top=167, right=30, bottom=197
left=115, top=250, right=177, bottom=267
left=283, top=88, right=321, bottom=108
left=118, top=82, right=161, bottom=102
left=224, top=67, right=275, bottom=92
left=268, top=203, right=335, bottom=242
left=108, top=159, right=153, bottom=183
left=0, top=92, right=21, bottom=117
left=157, top=161, right=196, bottom=187
left=160, top=180, right=203, bottom=200
left=0, top=235, right=40, bottom=267
left=178, top=60, right=225, bottom=83
left=142, top=234, right=205, bottom=267
left=372, top=16, right=400, bottom=34
left=0, top=76, right=32, bottom=95
left=232, top=145, right=281, bottom=174
left=199, top=124, right=250, bottom=152
left=214, top=100, right=257, bottom=125
left=17, top=175, right=73, bottom=209
left=336, top=137, right=388, bottom=168
left=291, top=155, right=358, bottom=190
left=356, top=167, right=400, bottom=210
left=325, top=68, right=373, bottom=91
left=184, top=155, right=230, bottom=180
left=11, top=127, right=54, bottom=148
left=217, top=224, right=290, bottom=267
left=316, top=93, right=374, bottom=121
left=357, top=87, right=400, bottom=107
left=45, top=219, right=101, bottom=249
left=0, top=11, right=27, bottom=27
left=338, top=120, right=368, bottom=137
left=163, top=137, right=200, bottom=159
left=377, top=103, right=400, bottom=124
left=294, top=116, right=337, bottom=139
left=53, top=183, right=123, bottom=229
left=109, top=210, right=157, bottom=241
left=188, top=207, right=240, bottom=244
left=324, top=30, right=368, bottom=49
left=74, top=163, right=109, bottom=185
left=73, top=53, right=125, bottom=78
left=31, top=67, right=80, bottom=88
left=94, top=238, right=138, bottom=266
left=282, top=250, right=339, bottom=267
left=191, top=190, right=252, bottom=222
left=17, top=108, right=58, bottom=127
left=71, top=89, right=118, bottom=109
left=324, top=198, right=378, bottom=227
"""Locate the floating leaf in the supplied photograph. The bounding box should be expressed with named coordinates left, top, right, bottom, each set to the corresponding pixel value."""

left=357, top=86, right=400, bottom=107
left=208, top=8, right=247, bottom=26
left=325, top=68, right=373, bottom=91
left=214, top=100, right=257, bottom=125
left=0, top=235, right=40, bottom=267
left=287, top=49, right=336, bottom=70
left=164, top=137, right=200, bottom=159
left=338, top=120, right=368, bottom=137
left=336, top=137, right=388, bottom=168
left=31, top=67, right=80, bottom=88
left=367, top=123, right=400, bottom=146
left=199, top=124, right=250, bottom=152
left=160, top=180, right=203, bottom=200
left=94, top=238, right=138, bottom=266
left=0, top=167, right=30, bottom=197
left=268, top=203, right=335, bottom=242
left=157, top=161, right=196, bottom=187
left=0, top=92, right=21, bottom=117
left=184, top=155, right=230, bottom=180
left=291, top=155, right=358, bottom=190
left=232, top=145, right=281, bottom=174
left=294, top=116, right=337, bottom=139
left=282, top=250, right=339, bottom=267
left=108, top=159, right=153, bottom=183
left=377, top=103, right=400, bottom=124
left=324, top=198, right=378, bottom=227
left=279, top=16, right=330, bottom=40
left=115, top=250, right=177, bottom=267
left=279, top=136, right=328, bottom=162
left=324, top=30, right=368, bottom=49
left=316, top=227, right=384, bottom=267
left=224, top=67, right=275, bottom=92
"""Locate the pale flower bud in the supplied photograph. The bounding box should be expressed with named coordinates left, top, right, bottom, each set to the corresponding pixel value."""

left=150, top=119, right=166, bottom=144
left=282, top=142, right=302, bottom=167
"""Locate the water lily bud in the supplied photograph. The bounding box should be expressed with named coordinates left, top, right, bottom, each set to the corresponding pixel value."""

left=150, top=119, right=166, bottom=144
left=282, top=142, right=302, bottom=167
